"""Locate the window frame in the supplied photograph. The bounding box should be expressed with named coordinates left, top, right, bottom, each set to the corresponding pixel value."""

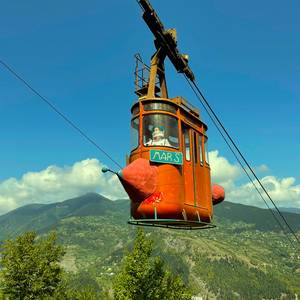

left=193, top=131, right=198, bottom=164
left=198, top=133, right=204, bottom=166
left=142, top=113, right=179, bottom=149
left=204, top=136, right=210, bottom=165
left=130, top=117, right=140, bottom=151
left=143, top=101, right=177, bottom=114
left=183, top=125, right=191, bottom=161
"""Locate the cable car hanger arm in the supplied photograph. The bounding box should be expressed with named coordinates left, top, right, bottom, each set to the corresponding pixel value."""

left=138, top=0, right=195, bottom=81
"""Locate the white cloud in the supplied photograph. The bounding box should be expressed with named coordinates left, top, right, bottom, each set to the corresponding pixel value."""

left=0, top=159, right=127, bottom=215
left=227, top=176, right=300, bottom=208
left=209, top=150, right=241, bottom=191
left=209, top=150, right=300, bottom=209
left=256, top=164, right=269, bottom=173
left=0, top=153, right=299, bottom=215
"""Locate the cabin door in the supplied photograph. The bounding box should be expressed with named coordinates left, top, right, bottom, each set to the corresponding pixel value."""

left=182, top=125, right=196, bottom=206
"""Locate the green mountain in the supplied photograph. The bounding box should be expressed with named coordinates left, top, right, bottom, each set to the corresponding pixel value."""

left=0, top=193, right=299, bottom=299
left=214, top=201, right=300, bottom=232
left=278, top=207, right=300, bottom=215
left=0, top=193, right=128, bottom=240
left=0, top=193, right=298, bottom=239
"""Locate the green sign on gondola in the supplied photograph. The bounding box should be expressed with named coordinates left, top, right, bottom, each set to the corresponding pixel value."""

left=150, top=149, right=183, bottom=165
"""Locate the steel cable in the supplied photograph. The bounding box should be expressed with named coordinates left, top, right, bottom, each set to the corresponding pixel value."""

left=0, top=59, right=123, bottom=170
left=184, top=74, right=299, bottom=247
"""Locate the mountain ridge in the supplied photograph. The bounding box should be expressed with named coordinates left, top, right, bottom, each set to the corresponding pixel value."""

left=0, top=193, right=299, bottom=299
left=0, top=193, right=299, bottom=240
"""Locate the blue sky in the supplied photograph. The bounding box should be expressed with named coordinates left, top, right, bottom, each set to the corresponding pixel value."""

left=0, top=0, right=299, bottom=212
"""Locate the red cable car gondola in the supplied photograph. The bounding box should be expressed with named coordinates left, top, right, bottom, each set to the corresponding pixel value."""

left=104, top=0, right=225, bottom=229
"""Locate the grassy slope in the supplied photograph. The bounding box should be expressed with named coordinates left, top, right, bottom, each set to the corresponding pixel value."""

left=0, top=194, right=299, bottom=299
left=56, top=215, right=299, bottom=299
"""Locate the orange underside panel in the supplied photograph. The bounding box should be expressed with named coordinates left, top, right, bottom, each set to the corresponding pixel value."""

left=119, top=157, right=225, bottom=223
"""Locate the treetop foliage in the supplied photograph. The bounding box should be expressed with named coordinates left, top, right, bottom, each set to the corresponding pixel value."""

left=0, top=231, right=65, bottom=300
left=113, top=228, right=191, bottom=300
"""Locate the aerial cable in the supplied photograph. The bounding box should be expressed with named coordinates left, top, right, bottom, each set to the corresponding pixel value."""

left=188, top=76, right=300, bottom=246
left=184, top=75, right=300, bottom=246
left=0, top=59, right=122, bottom=170
left=190, top=78, right=300, bottom=245
left=135, top=0, right=143, bottom=9
left=184, top=75, right=298, bottom=249
left=147, top=0, right=299, bottom=245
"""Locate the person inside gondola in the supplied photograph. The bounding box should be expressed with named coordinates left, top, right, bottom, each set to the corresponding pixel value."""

left=146, top=125, right=171, bottom=146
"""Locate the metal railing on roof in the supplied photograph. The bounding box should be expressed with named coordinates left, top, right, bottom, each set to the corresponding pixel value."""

left=134, top=54, right=160, bottom=97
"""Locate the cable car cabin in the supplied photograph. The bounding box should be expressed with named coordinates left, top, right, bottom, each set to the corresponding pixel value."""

left=110, top=0, right=224, bottom=229
left=116, top=53, right=225, bottom=230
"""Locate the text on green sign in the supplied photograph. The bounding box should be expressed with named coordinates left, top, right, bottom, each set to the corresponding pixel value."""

left=150, top=150, right=183, bottom=165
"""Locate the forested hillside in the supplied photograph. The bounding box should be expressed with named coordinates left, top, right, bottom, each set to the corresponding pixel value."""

left=0, top=193, right=299, bottom=299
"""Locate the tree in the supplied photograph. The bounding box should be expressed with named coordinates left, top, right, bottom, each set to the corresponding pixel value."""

left=47, top=283, right=99, bottom=300
left=0, top=231, right=65, bottom=299
left=49, top=271, right=102, bottom=300
left=113, top=228, right=191, bottom=300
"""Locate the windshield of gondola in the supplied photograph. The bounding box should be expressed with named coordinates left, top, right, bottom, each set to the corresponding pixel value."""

left=143, top=114, right=178, bottom=148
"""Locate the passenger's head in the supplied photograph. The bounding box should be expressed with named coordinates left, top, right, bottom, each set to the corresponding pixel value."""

left=152, top=125, right=165, bottom=141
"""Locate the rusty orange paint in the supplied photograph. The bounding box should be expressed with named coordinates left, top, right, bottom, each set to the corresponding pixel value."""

left=123, top=96, right=225, bottom=225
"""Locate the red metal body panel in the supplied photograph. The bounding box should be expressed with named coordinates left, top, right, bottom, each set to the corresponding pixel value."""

left=121, top=97, right=224, bottom=225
